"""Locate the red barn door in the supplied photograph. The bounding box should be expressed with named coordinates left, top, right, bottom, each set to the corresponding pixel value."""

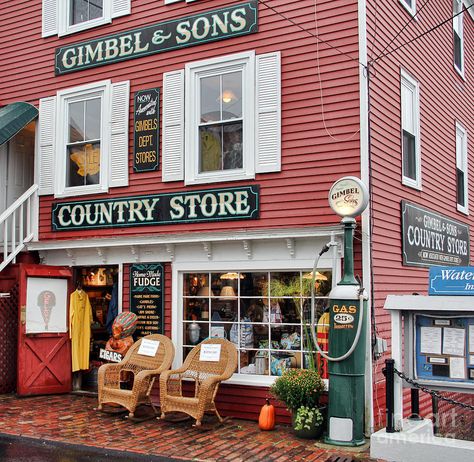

left=17, top=264, right=72, bottom=396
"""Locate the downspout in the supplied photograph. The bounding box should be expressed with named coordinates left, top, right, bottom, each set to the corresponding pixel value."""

left=358, top=0, right=374, bottom=435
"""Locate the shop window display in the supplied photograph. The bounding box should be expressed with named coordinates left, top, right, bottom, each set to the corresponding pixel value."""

left=182, top=271, right=331, bottom=377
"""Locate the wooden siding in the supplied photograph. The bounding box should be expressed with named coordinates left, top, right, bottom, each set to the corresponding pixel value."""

left=366, top=0, right=474, bottom=428
left=0, top=0, right=361, bottom=241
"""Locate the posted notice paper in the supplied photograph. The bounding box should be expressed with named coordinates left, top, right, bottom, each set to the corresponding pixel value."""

left=443, top=328, right=466, bottom=357
left=450, top=357, right=466, bottom=379
left=420, top=327, right=442, bottom=355
left=138, top=339, right=160, bottom=357
left=200, top=344, right=222, bottom=362
left=469, top=325, right=474, bottom=353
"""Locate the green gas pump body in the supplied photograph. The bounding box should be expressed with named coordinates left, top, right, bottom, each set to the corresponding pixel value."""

left=325, top=218, right=367, bottom=446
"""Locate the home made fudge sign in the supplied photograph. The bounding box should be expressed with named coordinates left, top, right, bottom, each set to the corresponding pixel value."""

left=134, top=88, right=159, bottom=172
left=130, top=264, right=164, bottom=338
left=51, top=185, right=259, bottom=230
left=55, top=1, right=258, bottom=75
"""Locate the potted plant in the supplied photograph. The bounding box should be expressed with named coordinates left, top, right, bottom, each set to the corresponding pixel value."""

left=270, top=368, right=326, bottom=439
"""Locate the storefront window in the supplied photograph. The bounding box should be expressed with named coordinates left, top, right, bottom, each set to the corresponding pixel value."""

left=182, top=271, right=332, bottom=378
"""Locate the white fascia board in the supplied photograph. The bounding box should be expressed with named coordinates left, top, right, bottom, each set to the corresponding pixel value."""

left=27, top=225, right=343, bottom=251
left=384, top=294, right=474, bottom=312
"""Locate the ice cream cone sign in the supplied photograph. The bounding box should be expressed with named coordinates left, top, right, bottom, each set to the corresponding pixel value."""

left=37, top=290, right=56, bottom=331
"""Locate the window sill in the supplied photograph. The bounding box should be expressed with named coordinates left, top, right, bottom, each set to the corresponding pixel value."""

left=185, top=171, right=255, bottom=186
left=55, top=186, right=108, bottom=199
left=58, top=17, right=111, bottom=37
left=457, top=204, right=469, bottom=215
left=402, top=178, right=422, bottom=191
left=226, top=374, right=329, bottom=390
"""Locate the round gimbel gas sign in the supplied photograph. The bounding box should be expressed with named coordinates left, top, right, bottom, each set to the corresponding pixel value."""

left=328, top=176, right=369, bottom=218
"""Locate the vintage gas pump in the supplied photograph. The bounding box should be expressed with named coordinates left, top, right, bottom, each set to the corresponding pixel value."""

left=311, top=177, right=369, bottom=446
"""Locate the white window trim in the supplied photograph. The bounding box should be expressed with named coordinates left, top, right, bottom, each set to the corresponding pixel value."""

left=400, top=0, right=416, bottom=17
left=173, top=258, right=340, bottom=387
left=55, top=80, right=111, bottom=198
left=456, top=121, right=468, bottom=214
left=58, top=0, right=112, bottom=37
left=165, top=0, right=200, bottom=4
left=185, top=51, right=256, bottom=186
left=453, top=0, right=465, bottom=78
left=401, top=69, right=421, bottom=190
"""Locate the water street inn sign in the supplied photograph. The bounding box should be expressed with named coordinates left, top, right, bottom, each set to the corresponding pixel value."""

left=401, top=201, right=470, bottom=267
left=51, top=186, right=259, bottom=231
left=55, top=1, right=258, bottom=75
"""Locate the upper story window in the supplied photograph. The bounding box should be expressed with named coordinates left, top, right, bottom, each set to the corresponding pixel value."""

left=162, top=51, right=281, bottom=185
left=400, top=69, right=421, bottom=190
left=37, top=80, right=130, bottom=198
left=400, top=0, right=416, bottom=16
left=453, top=0, right=464, bottom=77
left=456, top=122, right=468, bottom=214
left=42, top=0, right=130, bottom=37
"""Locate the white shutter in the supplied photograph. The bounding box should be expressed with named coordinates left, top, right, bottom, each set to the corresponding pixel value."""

left=112, top=0, right=131, bottom=18
left=42, top=0, right=58, bottom=37
left=38, top=97, right=56, bottom=195
left=109, top=81, right=130, bottom=188
left=256, top=52, right=281, bottom=173
left=162, top=70, right=185, bottom=182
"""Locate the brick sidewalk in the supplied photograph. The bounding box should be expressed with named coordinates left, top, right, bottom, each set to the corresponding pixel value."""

left=0, top=394, right=382, bottom=461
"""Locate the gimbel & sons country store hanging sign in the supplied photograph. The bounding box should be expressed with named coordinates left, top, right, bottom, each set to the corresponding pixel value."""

left=55, top=1, right=258, bottom=75
left=51, top=186, right=259, bottom=231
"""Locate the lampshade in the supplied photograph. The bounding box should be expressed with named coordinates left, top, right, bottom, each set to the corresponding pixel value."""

left=220, top=272, right=244, bottom=280
left=303, top=271, right=328, bottom=281
left=219, top=285, right=236, bottom=298
left=197, top=286, right=213, bottom=297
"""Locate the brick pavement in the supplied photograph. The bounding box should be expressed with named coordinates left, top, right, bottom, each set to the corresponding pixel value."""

left=0, top=394, right=383, bottom=461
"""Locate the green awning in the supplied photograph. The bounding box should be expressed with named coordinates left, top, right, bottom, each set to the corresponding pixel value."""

left=0, top=102, right=38, bottom=146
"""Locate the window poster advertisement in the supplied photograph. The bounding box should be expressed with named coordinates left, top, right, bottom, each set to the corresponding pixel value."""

left=25, top=277, right=68, bottom=334
left=130, top=264, right=164, bottom=338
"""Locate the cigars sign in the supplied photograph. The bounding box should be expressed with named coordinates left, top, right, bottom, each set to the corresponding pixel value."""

left=401, top=201, right=470, bottom=267
left=55, top=1, right=258, bottom=75
left=51, top=186, right=259, bottom=231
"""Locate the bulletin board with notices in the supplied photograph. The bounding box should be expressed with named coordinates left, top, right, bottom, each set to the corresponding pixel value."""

left=415, top=314, right=474, bottom=384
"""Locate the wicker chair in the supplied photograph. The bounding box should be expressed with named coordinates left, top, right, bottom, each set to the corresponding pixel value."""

left=159, top=338, right=237, bottom=426
left=97, top=334, right=174, bottom=419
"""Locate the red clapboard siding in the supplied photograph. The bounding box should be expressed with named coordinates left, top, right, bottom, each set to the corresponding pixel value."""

left=0, top=0, right=361, bottom=241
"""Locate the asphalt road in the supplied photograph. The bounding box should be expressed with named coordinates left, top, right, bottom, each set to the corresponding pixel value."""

left=0, top=435, right=179, bottom=462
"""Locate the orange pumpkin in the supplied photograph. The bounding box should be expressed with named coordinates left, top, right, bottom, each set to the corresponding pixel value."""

left=258, top=399, right=275, bottom=431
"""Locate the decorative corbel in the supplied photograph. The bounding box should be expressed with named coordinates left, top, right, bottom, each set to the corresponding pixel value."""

left=165, top=243, right=175, bottom=261
left=65, top=249, right=76, bottom=266
left=242, top=240, right=252, bottom=259
left=286, top=238, right=296, bottom=258
left=202, top=242, right=212, bottom=260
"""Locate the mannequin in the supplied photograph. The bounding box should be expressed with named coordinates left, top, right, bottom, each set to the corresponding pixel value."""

left=105, top=312, right=138, bottom=357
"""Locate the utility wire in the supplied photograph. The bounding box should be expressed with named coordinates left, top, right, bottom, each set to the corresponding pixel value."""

left=258, top=0, right=364, bottom=67
left=372, top=0, right=432, bottom=64
left=371, top=3, right=473, bottom=64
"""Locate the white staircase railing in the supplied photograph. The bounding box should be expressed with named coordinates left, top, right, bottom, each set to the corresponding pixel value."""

left=0, top=184, right=39, bottom=272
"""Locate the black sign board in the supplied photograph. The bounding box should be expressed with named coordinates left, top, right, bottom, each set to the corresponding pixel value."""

left=52, top=185, right=259, bottom=231
left=130, top=264, right=164, bottom=338
left=401, top=201, right=470, bottom=267
left=134, top=88, right=159, bottom=172
left=55, top=1, right=258, bottom=75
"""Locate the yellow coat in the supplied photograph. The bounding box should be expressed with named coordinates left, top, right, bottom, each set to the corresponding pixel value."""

left=69, top=290, right=92, bottom=372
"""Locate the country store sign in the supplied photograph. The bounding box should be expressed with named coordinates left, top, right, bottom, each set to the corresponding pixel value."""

left=55, top=1, right=258, bottom=75
left=401, top=201, right=470, bottom=267
left=51, top=186, right=259, bottom=231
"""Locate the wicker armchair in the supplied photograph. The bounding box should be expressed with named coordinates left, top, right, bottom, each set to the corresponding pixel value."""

left=97, top=334, right=174, bottom=419
left=159, top=338, right=237, bottom=426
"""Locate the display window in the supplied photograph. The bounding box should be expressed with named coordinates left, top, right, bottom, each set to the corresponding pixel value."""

left=181, top=270, right=332, bottom=380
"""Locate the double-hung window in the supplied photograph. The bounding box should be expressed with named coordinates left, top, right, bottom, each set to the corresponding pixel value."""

left=162, top=51, right=281, bottom=185
left=456, top=122, right=468, bottom=214
left=42, top=0, right=130, bottom=37
left=37, top=80, right=130, bottom=197
left=453, top=0, right=464, bottom=77
left=400, top=69, right=421, bottom=189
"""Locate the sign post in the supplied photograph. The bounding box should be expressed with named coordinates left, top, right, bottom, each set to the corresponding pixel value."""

left=325, top=177, right=369, bottom=446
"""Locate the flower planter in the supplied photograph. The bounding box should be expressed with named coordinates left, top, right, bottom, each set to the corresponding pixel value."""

left=291, top=405, right=326, bottom=439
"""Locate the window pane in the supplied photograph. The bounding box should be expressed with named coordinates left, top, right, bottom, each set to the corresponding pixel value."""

left=85, top=98, right=101, bottom=140
left=240, top=273, right=268, bottom=297
left=200, top=76, right=221, bottom=123
left=183, top=273, right=210, bottom=296
left=70, top=0, right=103, bottom=25
left=69, top=101, right=85, bottom=143
left=199, top=125, right=222, bottom=172
left=222, top=72, right=242, bottom=119
left=402, top=130, right=416, bottom=180
left=223, top=123, right=243, bottom=170
left=66, top=142, right=100, bottom=187
left=457, top=168, right=465, bottom=206
left=454, top=32, right=462, bottom=70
